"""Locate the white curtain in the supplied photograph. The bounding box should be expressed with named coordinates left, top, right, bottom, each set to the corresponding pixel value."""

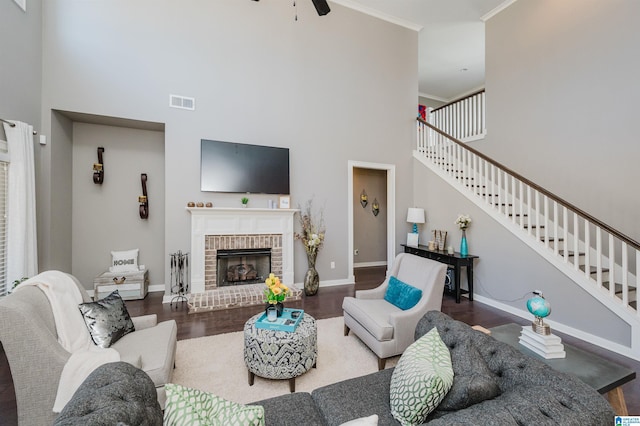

left=3, top=121, right=38, bottom=284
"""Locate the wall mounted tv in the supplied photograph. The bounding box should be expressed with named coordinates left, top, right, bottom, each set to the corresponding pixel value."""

left=200, top=139, right=290, bottom=194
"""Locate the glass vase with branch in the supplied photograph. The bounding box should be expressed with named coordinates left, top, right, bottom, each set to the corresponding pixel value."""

left=295, top=199, right=325, bottom=296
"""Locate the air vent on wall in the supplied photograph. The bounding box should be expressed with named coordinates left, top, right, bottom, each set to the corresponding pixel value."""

left=169, top=94, right=196, bottom=111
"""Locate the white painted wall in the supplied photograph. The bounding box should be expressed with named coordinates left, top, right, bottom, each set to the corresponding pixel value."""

left=39, top=0, right=418, bottom=292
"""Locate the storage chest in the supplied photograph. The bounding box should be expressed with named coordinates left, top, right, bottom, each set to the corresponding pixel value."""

left=94, top=269, right=149, bottom=300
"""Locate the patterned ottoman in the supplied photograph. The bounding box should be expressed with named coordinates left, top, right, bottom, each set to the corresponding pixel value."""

left=243, top=312, right=317, bottom=392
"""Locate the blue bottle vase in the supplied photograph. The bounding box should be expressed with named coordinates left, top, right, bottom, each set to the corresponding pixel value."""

left=460, top=230, right=468, bottom=256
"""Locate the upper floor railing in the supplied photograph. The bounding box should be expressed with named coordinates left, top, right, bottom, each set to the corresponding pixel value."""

left=427, top=89, right=486, bottom=142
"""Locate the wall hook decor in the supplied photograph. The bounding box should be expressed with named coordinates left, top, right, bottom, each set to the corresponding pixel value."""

left=139, top=173, right=149, bottom=219
left=372, top=198, right=380, bottom=216
left=360, top=189, right=368, bottom=208
left=93, top=147, right=104, bottom=184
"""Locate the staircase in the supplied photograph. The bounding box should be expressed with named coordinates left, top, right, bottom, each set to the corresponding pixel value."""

left=416, top=118, right=640, bottom=356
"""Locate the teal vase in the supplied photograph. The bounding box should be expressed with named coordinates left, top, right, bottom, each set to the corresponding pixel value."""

left=460, top=230, right=468, bottom=256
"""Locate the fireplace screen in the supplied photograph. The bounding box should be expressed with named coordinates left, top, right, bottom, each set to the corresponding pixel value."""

left=216, top=248, right=271, bottom=286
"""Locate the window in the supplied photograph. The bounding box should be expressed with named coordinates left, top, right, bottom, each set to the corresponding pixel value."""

left=0, top=139, right=8, bottom=296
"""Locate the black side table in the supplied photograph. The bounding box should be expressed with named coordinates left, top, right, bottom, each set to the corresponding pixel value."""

left=401, top=244, right=478, bottom=303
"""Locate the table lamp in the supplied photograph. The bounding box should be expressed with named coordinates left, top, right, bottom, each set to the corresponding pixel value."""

left=406, top=207, right=425, bottom=246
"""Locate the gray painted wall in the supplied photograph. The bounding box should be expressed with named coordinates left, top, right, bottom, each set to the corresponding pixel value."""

left=411, top=0, right=638, bottom=349
left=71, top=123, right=165, bottom=288
left=483, top=0, right=639, bottom=242
left=418, top=96, right=445, bottom=111
left=353, top=168, right=387, bottom=265
left=0, top=0, right=41, bottom=138
left=39, top=0, right=418, bottom=291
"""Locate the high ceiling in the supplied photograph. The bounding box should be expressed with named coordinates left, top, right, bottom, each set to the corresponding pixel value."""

left=334, top=0, right=510, bottom=101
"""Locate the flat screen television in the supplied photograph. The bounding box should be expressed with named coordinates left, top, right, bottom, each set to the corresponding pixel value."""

left=200, top=139, right=290, bottom=194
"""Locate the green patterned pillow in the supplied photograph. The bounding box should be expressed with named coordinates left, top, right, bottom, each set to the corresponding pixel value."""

left=164, top=383, right=265, bottom=426
left=389, top=328, right=454, bottom=425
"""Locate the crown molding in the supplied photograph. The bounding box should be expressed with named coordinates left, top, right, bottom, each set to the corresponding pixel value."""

left=330, top=0, right=423, bottom=32
left=481, top=0, right=518, bottom=22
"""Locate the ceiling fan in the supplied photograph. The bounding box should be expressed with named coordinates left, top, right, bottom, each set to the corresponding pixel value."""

left=251, top=0, right=330, bottom=16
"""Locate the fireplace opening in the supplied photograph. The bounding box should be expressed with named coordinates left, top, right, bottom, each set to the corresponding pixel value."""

left=216, top=248, right=271, bottom=286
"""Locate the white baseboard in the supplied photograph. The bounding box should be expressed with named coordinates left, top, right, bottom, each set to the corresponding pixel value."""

left=473, top=294, right=640, bottom=362
left=149, top=284, right=165, bottom=293
left=354, top=261, right=387, bottom=268
left=317, top=278, right=354, bottom=288
left=89, top=283, right=166, bottom=298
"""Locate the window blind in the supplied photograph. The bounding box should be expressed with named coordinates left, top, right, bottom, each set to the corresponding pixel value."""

left=0, top=161, right=7, bottom=296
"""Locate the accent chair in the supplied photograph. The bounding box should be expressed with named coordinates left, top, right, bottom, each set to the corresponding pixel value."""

left=342, top=253, right=447, bottom=370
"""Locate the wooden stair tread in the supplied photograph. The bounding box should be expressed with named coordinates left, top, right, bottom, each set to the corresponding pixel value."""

left=558, top=250, right=585, bottom=257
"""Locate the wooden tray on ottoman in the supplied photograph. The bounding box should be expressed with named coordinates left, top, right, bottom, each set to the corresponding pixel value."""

left=94, top=269, right=149, bottom=300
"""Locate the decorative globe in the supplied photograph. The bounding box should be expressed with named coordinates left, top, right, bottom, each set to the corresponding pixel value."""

left=527, top=294, right=551, bottom=318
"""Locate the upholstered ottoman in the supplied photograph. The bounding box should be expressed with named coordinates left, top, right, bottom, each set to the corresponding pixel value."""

left=244, top=312, right=317, bottom=392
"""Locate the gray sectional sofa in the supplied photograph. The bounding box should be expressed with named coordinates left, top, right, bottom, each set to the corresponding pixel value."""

left=55, top=311, right=615, bottom=425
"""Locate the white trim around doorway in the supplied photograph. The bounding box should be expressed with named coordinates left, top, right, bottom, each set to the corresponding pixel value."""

left=347, top=160, right=396, bottom=283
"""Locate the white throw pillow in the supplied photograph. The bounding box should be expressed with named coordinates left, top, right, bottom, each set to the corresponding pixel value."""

left=339, top=414, right=379, bottom=426
left=110, top=248, right=139, bottom=273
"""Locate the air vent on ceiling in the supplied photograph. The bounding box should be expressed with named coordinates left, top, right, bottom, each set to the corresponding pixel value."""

left=169, top=94, right=196, bottom=111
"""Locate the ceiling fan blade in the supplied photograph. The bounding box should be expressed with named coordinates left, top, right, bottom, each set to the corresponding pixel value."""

left=311, top=0, right=330, bottom=16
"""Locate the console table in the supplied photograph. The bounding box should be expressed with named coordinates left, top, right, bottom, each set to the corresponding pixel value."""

left=401, top=244, right=478, bottom=303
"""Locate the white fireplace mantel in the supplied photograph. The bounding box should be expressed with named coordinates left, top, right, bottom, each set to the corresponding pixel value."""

left=187, top=207, right=298, bottom=294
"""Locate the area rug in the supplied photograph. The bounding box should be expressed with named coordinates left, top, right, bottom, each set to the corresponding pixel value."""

left=171, top=316, right=399, bottom=404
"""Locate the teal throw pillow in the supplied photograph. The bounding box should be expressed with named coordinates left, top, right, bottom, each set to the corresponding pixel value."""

left=384, top=276, right=423, bottom=310
left=164, top=383, right=265, bottom=426
left=390, top=328, right=454, bottom=426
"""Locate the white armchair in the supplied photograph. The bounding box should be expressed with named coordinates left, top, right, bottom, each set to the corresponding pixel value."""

left=0, top=273, right=177, bottom=425
left=342, top=253, right=447, bottom=370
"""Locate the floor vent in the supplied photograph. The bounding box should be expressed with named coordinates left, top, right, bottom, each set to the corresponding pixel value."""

left=169, top=94, right=195, bottom=111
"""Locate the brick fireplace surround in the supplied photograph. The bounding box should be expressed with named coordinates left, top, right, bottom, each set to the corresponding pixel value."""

left=187, top=207, right=301, bottom=313
left=204, top=234, right=282, bottom=290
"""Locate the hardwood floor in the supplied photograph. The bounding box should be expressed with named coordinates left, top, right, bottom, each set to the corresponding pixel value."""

left=0, top=266, right=637, bottom=424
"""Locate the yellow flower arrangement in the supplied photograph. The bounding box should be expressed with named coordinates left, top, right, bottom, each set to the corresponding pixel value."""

left=264, top=273, right=290, bottom=304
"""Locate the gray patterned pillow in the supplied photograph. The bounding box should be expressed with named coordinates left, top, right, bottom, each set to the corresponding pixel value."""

left=78, top=290, right=135, bottom=348
left=390, top=328, right=454, bottom=425
left=437, top=340, right=501, bottom=411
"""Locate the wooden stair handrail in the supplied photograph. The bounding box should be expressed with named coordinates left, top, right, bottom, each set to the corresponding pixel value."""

left=431, top=89, right=485, bottom=113
left=417, top=117, right=640, bottom=251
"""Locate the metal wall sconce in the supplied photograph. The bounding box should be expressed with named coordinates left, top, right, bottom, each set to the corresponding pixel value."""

left=93, top=147, right=104, bottom=184
left=360, top=189, right=368, bottom=208
left=372, top=198, right=380, bottom=216
left=139, top=173, right=149, bottom=219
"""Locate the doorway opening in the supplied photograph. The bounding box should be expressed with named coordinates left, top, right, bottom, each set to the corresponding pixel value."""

left=347, top=161, right=396, bottom=283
